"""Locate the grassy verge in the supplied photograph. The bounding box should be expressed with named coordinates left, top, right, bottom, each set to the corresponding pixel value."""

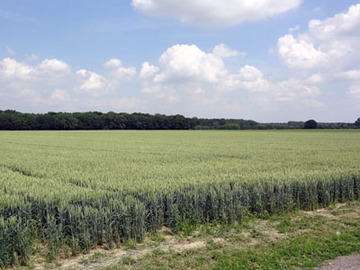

left=13, top=201, right=360, bottom=270
left=108, top=202, right=360, bottom=270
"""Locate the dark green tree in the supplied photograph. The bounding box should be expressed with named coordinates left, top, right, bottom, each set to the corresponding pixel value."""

left=355, top=118, right=360, bottom=128
left=303, top=119, right=318, bottom=129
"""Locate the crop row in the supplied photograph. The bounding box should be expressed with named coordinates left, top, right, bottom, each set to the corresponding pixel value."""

left=1, top=170, right=359, bottom=267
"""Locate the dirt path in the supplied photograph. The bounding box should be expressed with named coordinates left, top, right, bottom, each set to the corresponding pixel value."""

left=313, top=254, right=360, bottom=270
left=34, top=239, right=207, bottom=270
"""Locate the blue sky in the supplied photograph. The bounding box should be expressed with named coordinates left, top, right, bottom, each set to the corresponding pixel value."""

left=1, top=0, right=360, bottom=122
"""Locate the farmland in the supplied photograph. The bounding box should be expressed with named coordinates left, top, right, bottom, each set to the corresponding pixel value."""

left=0, top=130, right=360, bottom=267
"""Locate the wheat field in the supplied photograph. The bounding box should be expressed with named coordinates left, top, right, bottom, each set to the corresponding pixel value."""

left=1, top=130, right=359, bottom=267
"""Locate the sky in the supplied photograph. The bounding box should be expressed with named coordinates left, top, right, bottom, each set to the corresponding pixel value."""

left=0, top=0, right=360, bottom=122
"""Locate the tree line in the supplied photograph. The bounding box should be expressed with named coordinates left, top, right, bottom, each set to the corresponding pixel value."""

left=0, top=110, right=359, bottom=130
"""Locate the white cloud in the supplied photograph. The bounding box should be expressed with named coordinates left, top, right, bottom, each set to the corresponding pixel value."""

left=76, top=69, right=108, bottom=96
left=273, top=77, right=320, bottom=102
left=220, top=65, right=269, bottom=92
left=104, top=58, right=123, bottom=68
left=104, top=58, right=137, bottom=80
left=0, top=58, right=33, bottom=80
left=142, top=82, right=180, bottom=103
left=212, top=43, right=244, bottom=58
left=277, top=34, right=328, bottom=69
left=140, top=61, right=159, bottom=79
left=141, top=44, right=243, bottom=103
left=74, top=59, right=137, bottom=97
left=276, top=3, right=360, bottom=112
left=140, top=44, right=325, bottom=117
left=0, top=58, right=70, bottom=81
left=307, top=4, right=360, bottom=41
left=154, top=44, right=228, bottom=83
left=131, top=0, right=302, bottom=27
left=277, top=4, right=360, bottom=71
left=305, top=73, right=324, bottom=84
left=0, top=56, right=144, bottom=112
left=36, top=59, right=71, bottom=77
left=111, top=66, right=136, bottom=80
left=337, top=70, right=360, bottom=80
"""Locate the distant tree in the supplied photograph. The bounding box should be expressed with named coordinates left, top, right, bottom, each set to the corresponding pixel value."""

left=287, top=121, right=304, bottom=129
left=355, top=118, right=360, bottom=128
left=194, top=125, right=211, bottom=130
left=218, top=123, right=240, bottom=130
left=303, top=119, right=318, bottom=129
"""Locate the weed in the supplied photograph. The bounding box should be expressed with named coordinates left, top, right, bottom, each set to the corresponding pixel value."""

left=122, top=256, right=136, bottom=265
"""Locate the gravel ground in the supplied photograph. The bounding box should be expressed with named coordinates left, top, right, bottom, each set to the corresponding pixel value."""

left=314, top=254, right=360, bottom=270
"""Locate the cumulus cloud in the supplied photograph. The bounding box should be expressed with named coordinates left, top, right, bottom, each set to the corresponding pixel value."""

left=35, top=59, right=71, bottom=77
left=153, top=44, right=228, bottom=84
left=307, top=4, right=360, bottom=41
left=277, top=4, right=360, bottom=71
left=212, top=43, right=244, bottom=58
left=141, top=44, right=238, bottom=104
left=139, top=43, right=324, bottom=116
left=272, top=77, right=320, bottom=102
left=0, top=56, right=143, bottom=112
left=104, top=58, right=136, bottom=80
left=103, top=58, right=123, bottom=68
left=140, top=61, right=159, bottom=79
left=140, top=43, right=249, bottom=104
left=142, top=82, right=180, bottom=103
left=131, top=0, right=302, bottom=27
left=76, top=69, right=108, bottom=96
left=74, top=59, right=137, bottom=97
left=221, top=65, right=270, bottom=92
left=275, top=3, right=360, bottom=110
left=0, top=58, right=70, bottom=81
left=277, top=35, right=328, bottom=69
left=305, top=73, right=324, bottom=84
left=0, top=58, right=33, bottom=80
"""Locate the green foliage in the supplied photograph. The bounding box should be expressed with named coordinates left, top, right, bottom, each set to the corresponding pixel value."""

left=215, top=227, right=360, bottom=270
left=217, top=123, right=240, bottom=130
left=303, top=119, right=318, bottom=129
left=1, top=110, right=358, bottom=130
left=0, top=111, right=191, bottom=130
left=355, top=117, right=360, bottom=128
left=0, top=217, right=33, bottom=267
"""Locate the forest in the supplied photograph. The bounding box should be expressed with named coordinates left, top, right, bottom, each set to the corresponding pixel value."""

left=0, top=110, right=358, bottom=130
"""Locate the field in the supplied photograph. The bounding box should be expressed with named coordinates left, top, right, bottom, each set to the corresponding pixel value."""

left=1, top=130, right=360, bottom=268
